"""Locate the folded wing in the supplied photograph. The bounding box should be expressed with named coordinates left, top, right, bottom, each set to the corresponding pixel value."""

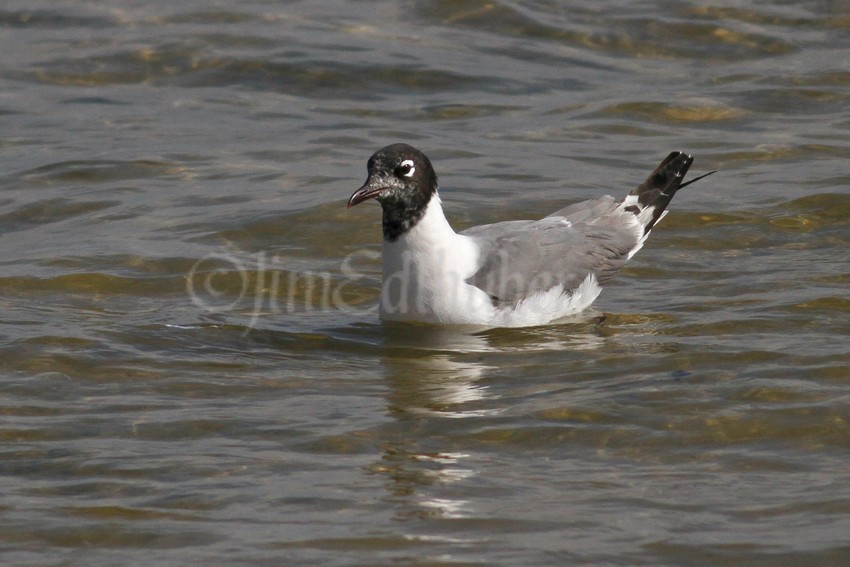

left=462, top=197, right=643, bottom=306
left=462, top=150, right=708, bottom=307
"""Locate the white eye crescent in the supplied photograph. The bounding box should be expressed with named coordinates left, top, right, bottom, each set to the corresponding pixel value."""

left=400, top=159, right=415, bottom=178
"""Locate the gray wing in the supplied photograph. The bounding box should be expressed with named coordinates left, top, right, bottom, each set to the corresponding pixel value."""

left=461, top=196, right=641, bottom=306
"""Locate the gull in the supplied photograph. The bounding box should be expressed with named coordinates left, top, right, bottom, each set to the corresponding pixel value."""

left=348, top=143, right=714, bottom=327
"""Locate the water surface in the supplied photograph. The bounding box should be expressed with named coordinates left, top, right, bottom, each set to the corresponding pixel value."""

left=1, top=1, right=848, bottom=565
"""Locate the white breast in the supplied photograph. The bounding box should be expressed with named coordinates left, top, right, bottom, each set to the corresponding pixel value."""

left=380, top=196, right=495, bottom=324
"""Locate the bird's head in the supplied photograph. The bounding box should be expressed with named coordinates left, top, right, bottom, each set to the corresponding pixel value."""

left=348, top=143, right=438, bottom=210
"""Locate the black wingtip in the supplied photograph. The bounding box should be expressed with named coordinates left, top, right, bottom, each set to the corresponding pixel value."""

left=678, top=169, right=717, bottom=189
left=626, top=152, right=717, bottom=234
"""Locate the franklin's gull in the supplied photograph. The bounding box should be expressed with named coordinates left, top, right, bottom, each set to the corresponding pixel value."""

left=348, top=143, right=714, bottom=327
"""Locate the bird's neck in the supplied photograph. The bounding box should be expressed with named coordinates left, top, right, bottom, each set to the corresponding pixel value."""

left=382, top=195, right=473, bottom=281
left=382, top=191, right=445, bottom=242
left=385, top=194, right=457, bottom=246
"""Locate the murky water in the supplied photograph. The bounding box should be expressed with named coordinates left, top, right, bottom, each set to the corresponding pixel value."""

left=1, top=1, right=848, bottom=565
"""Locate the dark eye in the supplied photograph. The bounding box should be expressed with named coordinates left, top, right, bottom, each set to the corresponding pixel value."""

left=396, top=159, right=416, bottom=178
